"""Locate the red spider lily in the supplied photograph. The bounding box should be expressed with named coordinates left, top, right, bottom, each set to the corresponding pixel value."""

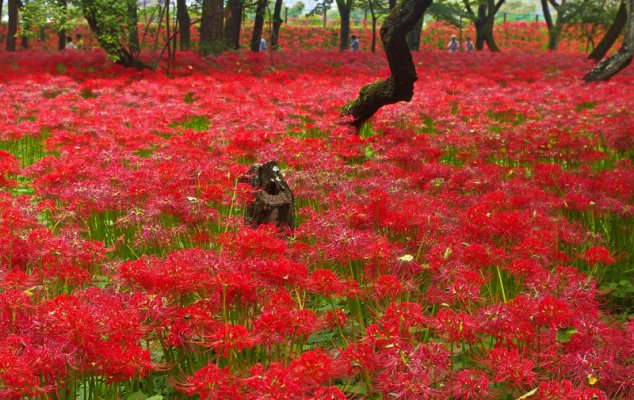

left=450, top=369, right=491, bottom=400
left=487, top=347, right=536, bottom=389
left=583, top=246, right=615, bottom=267
left=182, top=363, right=244, bottom=399
left=536, top=379, right=608, bottom=400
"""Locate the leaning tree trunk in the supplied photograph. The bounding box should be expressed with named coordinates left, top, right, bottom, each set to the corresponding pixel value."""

left=271, top=0, right=284, bottom=49
left=83, top=10, right=144, bottom=68
left=584, top=0, right=634, bottom=82
left=224, top=0, right=242, bottom=49
left=6, top=0, right=18, bottom=51
left=177, top=0, right=191, bottom=50
left=250, top=0, right=267, bottom=52
left=345, top=0, right=434, bottom=127
left=589, top=0, right=627, bottom=61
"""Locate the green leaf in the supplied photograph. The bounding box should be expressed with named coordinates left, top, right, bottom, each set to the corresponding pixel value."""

left=556, top=327, right=578, bottom=343
left=516, top=387, right=538, bottom=399
left=126, top=391, right=147, bottom=400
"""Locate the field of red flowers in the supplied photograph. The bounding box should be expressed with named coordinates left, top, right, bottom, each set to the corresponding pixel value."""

left=1, top=47, right=633, bottom=399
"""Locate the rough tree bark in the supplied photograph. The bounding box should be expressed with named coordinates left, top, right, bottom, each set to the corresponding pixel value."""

left=271, top=0, right=284, bottom=49
left=200, top=0, right=224, bottom=54
left=6, top=0, right=18, bottom=51
left=336, top=0, right=352, bottom=51
left=224, top=0, right=242, bottom=49
left=465, top=0, right=503, bottom=52
left=240, top=161, right=295, bottom=231
left=589, top=0, right=627, bottom=61
left=250, top=0, right=267, bottom=52
left=177, top=0, right=191, bottom=50
left=584, top=0, right=634, bottom=82
left=344, top=0, right=434, bottom=127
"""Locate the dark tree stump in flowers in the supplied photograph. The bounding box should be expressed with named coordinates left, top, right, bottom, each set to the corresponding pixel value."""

left=344, top=0, right=433, bottom=128
left=240, top=161, right=295, bottom=230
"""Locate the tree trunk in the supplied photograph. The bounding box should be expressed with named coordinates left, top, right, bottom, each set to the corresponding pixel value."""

left=368, top=0, right=377, bottom=52
left=541, top=0, right=556, bottom=50
left=57, top=0, right=66, bottom=51
left=58, top=31, right=66, bottom=51
left=584, top=0, right=634, bottom=82
left=200, top=0, right=225, bottom=54
left=337, top=0, right=351, bottom=51
left=128, top=0, right=140, bottom=53
left=0, top=0, right=4, bottom=42
left=345, top=0, right=434, bottom=127
left=177, top=0, right=191, bottom=50
left=83, top=9, right=145, bottom=68
left=250, top=0, right=267, bottom=52
left=224, top=0, right=242, bottom=49
left=6, top=0, right=18, bottom=51
left=589, top=0, right=627, bottom=61
left=406, top=15, right=424, bottom=51
left=271, top=0, right=284, bottom=49
left=21, top=35, right=28, bottom=49
left=548, top=22, right=562, bottom=50
left=474, top=5, right=487, bottom=50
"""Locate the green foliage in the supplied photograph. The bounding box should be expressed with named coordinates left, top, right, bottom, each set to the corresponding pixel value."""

left=77, top=0, right=136, bottom=61
left=287, top=1, right=306, bottom=17
left=428, top=0, right=470, bottom=26
left=19, top=0, right=80, bottom=37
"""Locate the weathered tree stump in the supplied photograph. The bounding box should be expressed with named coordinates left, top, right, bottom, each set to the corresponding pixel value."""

left=240, top=161, right=295, bottom=230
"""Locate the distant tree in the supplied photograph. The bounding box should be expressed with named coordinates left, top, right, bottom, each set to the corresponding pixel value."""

left=345, top=0, right=434, bottom=127
left=271, top=0, right=284, bottom=49
left=250, top=0, right=267, bottom=51
left=200, top=0, right=224, bottom=54
left=127, top=0, right=139, bottom=52
left=499, top=0, right=534, bottom=15
left=287, top=1, right=305, bottom=17
left=0, top=0, right=4, bottom=42
left=78, top=0, right=145, bottom=67
left=584, top=0, right=633, bottom=82
left=336, top=0, right=353, bottom=50
left=224, top=0, right=242, bottom=49
left=462, top=0, right=506, bottom=51
left=366, top=0, right=388, bottom=52
left=7, top=0, right=18, bottom=51
left=177, top=0, right=191, bottom=50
